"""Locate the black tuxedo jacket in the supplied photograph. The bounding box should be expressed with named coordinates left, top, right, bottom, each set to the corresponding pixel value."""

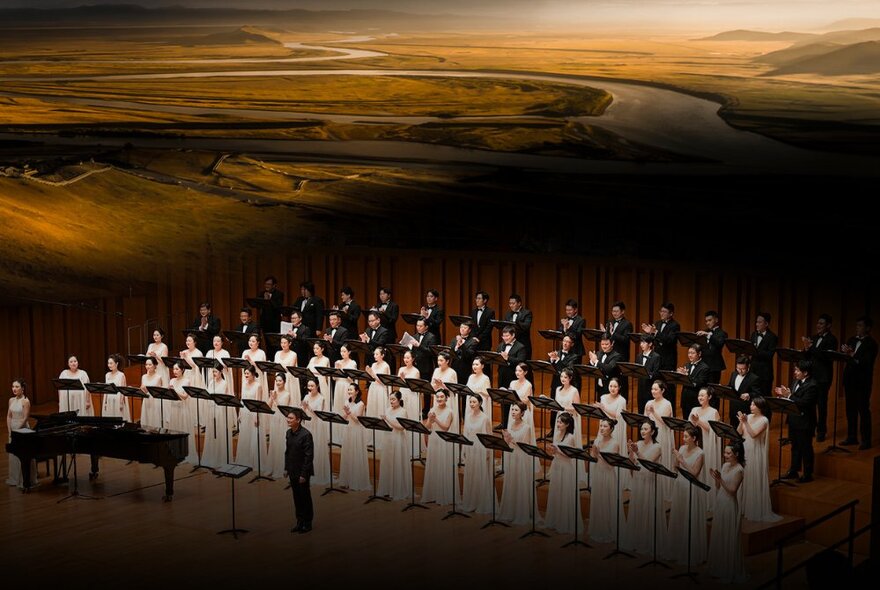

left=471, top=306, right=496, bottom=351
left=806, top=331, right=838, bottom=384
left=365, top=326, right=391, bottom=352
left=504, top=308, right=533, bottom=357
left=749, top=329, right=778, bottom=383
left=413, top=331, right=438, bottom=379
left=450, top=335, right=479, bottom=383
left=235, top=323, right=260, bottom=337
left=636, top=351, right=662, bottom=381
left=293, top=296, right=324, bottom=334
left=423, top=305, right=444, bottom=341
left=843, top=335, right=878, bottom=392
left=257, top=289, right=284, bottom=333
left=704, top=327, right=728, bottom=372
left=550, top=349, right=581, bottom=391
left=653, top=318, right=680, bottom=370
left=561, top=315, right=586, bottom=356
left=606, top=317, right=633, bottom=362
left=340, top=301, right=362, bottom=335
left=727, top=370, right=762, bottom=399
left=497, top=340, right=527, bottom=386
left=192, top=315, right=222, bottom=338
left=284, top=426, right=315, bottom=479
left=376, top=301, right=399, bottom=341
left=786, top=377, right=819, bottom=431
left=685, top=360, right=711, bottom=388
left=325, top=325, right=349, bottom=362
left=286, top=323, right=313, bottom=366
left=593, top=349, right=622, bottom=381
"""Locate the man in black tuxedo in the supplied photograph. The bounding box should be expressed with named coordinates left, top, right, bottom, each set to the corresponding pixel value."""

left=549, top=335, right=581, bottom=394
left=505, top=294, right=533, bottom=360
left=802, top=313, right=838, bottom=442
left=192, top=302, right=221, bottom=354
left=471, top=291, right=495, bottom=353
left=749, top=312, right=778, bottom=396
left=777, top=360, right=819, bottom=483
left=360, top=311, right=391, bottom=354
left=636, top=335, right=662, bottom=413
left=560, top=299, right=585, bottom=356
left=726, top=356, right=762, bottom=425
left=842, top=316, right=877, bottom=450
left=601, top=301, right=633, bottom=362
left=286, top=310, right=313, bottom=366
left=233, top=307, right=260, bottom=355
left=421, top=289, right=445, bottom=342
left=285, top=408, right=315, bottom=533
left=697, top=310, right=728, bottom=386
left=450, top=321, right=479, bottom=384
left=338, top=286, right=361, bottom=336
left=322, top=312, right=349, bottom=364
left=588, top=334, right=622, bottom=400
left=642, top=302, right=680, bottom=411
left=293, top=281, right=324, bottom=335
left=257, top=275, right=284, bottom=334
left=375, top=287, right=399, bottom=342
left=497, top=326, right=526, bottom=426
left=411, top=318, right=438, bottom=417
left=677, top=343, right=712, bottom=415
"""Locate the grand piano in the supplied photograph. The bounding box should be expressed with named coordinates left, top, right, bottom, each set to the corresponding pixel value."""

left=6, top=412, right=189, bottom=501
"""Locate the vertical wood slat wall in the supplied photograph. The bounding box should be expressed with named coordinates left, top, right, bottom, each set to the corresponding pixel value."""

left=1, top=249, right=874, bottom=405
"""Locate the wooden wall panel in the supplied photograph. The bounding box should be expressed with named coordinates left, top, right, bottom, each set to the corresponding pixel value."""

left=2, top=249, right=877, bottom=406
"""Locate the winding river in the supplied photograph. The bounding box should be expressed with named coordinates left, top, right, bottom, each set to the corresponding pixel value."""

left=1, top=37, right=875, bottom=175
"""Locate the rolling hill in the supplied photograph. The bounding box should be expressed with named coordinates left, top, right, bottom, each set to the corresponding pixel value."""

left=698, top=29, right=817, bottom=42
left=753, top=42, right=842, bottom=65
left=766, top=41, right=880, bottom=76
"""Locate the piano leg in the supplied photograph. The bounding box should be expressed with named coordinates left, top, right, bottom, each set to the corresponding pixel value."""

left=20, top=457, right=33, bottom=493
left=54, top=455, right=69, bottom=484
left=89, top=454, right=100, bottom=480
left=162, top=464, right=176, bottom=502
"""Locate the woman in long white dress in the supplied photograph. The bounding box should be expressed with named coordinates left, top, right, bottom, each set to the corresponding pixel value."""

left=146, top=328, right=170, bottom=387
left=666, top=424, right=708, bottom=565
left=58, top=355, right=92, bottom=416
left=466, top=357, right=492, bottom=420
left=397, top=350, right=422, bottom=461
left=498, top=402, right=539, bottom=525
left=6, top=379, right=37, bottom=488
left=596, top=377, right=627, bottom=460
left=331, top=344, right=357, bottom=434
left=266, top=373, right=293, bottom=478
left=337, top=383, right=370, bottom=491
left=301, top=378, right=330, bottom=485
left=241, top=334, right=268, bottom=397
left=589, top=419, right=622, bottom=544
left=102, top=354, right=129, bottom=421
left=645, top=380, right=675, bottom=501
left=544, top=412, right=582, bottom=534
left=377, top=391, right=411, bottom=500
left=508, top=362, right=535, bottom=435
left=274, top=335, right=301, bottom=406
left=555, top=368, right=585, bottom=481
left=460, top=393, right=495, bottom=514
left=206, top=335, right=233, bottom=390
left=203, top=367, right=235, bottom=467
left=738, top=397, right=782, bottom=522
left=307, top=341, right=332, bottom=402
left=168, top=362, right=196, bottom=462
left=420, top=389, right=457, bottom=505
left=707, top=443, right=748, bottom=583
left=139, top=358, right=164, bottom=429
left=237, top=366, right=269, bottom=473
left=690, top=386, right=721, bottom=509
left=432, top=351, right=460, bottom=434
left=621, top=419, right=664, bottom=554
left=180, top=333, right=205, bottom=389
left=365, top=346, right=391, bottom=418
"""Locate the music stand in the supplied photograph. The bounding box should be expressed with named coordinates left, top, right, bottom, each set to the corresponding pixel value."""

left=240, top=399, right=275, bottom=483
left=819, top=349, right=852, bottom=454
left=147, top=386, right=180, bottom=429
left=220, top=356, right=253, bottom=373
left=435, top=430, right=473, bottom=520
left=384, top=344, right=410, bottom=360
left=529, top=395, right=563, bottom=485
left=775, top=348, right=807, bottom=363
left=343, top=339, right=371, bottom=360
left=444, top=382, right=474, bottom=464
left=314, top=409, right=348, bottom=496
left=127, top=354, right=150, bottom=366
left=478, top=351, right=509, bottom=367
left=394, top=417, right=430, bottom=512
left=262, top=332, right=283, bottom=352
left=474, top=433, right=512, bottom=528
left=621, top=411, right=649, bottom=443
left=343, top=368, right=374, bottom=385
left=556, top=444, right=594, bottom=548
left=659, top=370, right=693, bottom=388
left=192, top=356, right=222, bottom=384
left=160, top=356, right=186, bottom=371
left=669, top=466, right=711, bottom=582
left=572, top=402, right=612, bottom=450
left=600, top=452, right=640, bottom=559
left=726, top=338, right=757, bottom=358
left=516, top=442, right=552, bottom=539
left=377, top=373, right=408, bottom=389
left=661, top=415, right=691, bottom=449
left=213, top=463, right=252, bottom=540
left=637, top=458, right=677, bottom=569
left=255, top=361, right=286, bottom=378
left=52, top=378, right=84, bottom=415
left=676, top=332, right=705, bottom=348
left=401, top=312, right=421, bottom=325
left=117, top=386, right=147, bottom=424
left=405, top=377, right=436, bottom=421
left=573, top=364, right=604, bottom=404
left=488, top=388, right=520, bottom=474
left=526, top=360, right=558, bottom=435
left=222, top=331, right=250, bottom=356
left=183, top=386, right=213, bottom=471
left=212, top=394, right=242, bottom=465
left=618, top=362, right=650, bottom=413
left=286, top=365, right=313, bottom=382
left=539, top=329, right=565, bottom=342
left=709, top=420, right=744, bottom=443
left=358, top=416, right=393, bottom=504
left=316, top=366, right=350, bottom=447
left=710, top=384, right=739, bottom=422
left=446, top=314, right=470, bottom=327
left=85, top=382, right=120, bottom=419
left=57, top=423, right=99, bottom=503
left=764, top=397, right=800, bottom=487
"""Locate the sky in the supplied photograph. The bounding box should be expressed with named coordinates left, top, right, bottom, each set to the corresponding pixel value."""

left=4, top=1, right=880, bottom=30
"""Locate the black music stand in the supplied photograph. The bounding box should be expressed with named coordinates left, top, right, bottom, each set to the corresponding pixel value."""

left=637, top=458, right=677, bottom=569
left=435, top=430, right=473, bottom=520
left=529, top=395, right=563, bottom=486
left=618, top=362, right=650, bottom=413
left=488, top=388, right=520, bottom=475
left=676, top=332, right=705, bottom=349
left=377, top=373, right=408, bottom=389
left=726, top=338, right=757, bottom=358
left=709, top=420, right=744, bottom=443
left=183, top=386, right=212, bottom=471
left=57, top=426, right=99, bottom=503
left=478, top=350, right=509, bottom=368
left=765, top=396, right=800, bottom=487
left=556, top=444, right=595, bottom=548
left=449, top=314, right=472, bottom=327
left=600, top=452, right=640, bottom=560
left=127, top=354, right=150, bottom=366
left=539, top=329, right=565, bottom=342
left=286, top=365, right=313, bottom=382
left=397, top=417, right=431, bottom=511
left=710, top=384, right=739, bottom=422
left=255, top=360, right=286, bottom=378
left=659, top=370, right=694, bottom=389
left=314, top=409, right=348, bottom=496
left=117, top=386, right=147, bottom=425
left=670, top=466, right=711, bottom=582
left=85, top=382, right=118, bottom=417
left=214, top=463, right=252, bottom=539
left=526, top=360, right=558, bottom=438
left=476, top=433, right=512, bottom=529
left=444, top=382, right=475, bottom=465
left=146, top=386, right=180, bottom=430
left=222, top=331, right=250, bottom=356
left=262, top=332, right=283, bottom=352
left=517, top=442, right=552, bottom=539
left=621, top=410, right=650, bottom=441
left=573, top=364, right=604, bottom=404
left=220, top=356, right=253, bottom=374
left=192, top=356, right=222, bottom=383
left=661, top=415, right=691, bottom=449
left=212, top=394, right=242, bottom=465
left=160, top=356, right=186, bottom=371
left=819, top=349, right=852, bottom=454
left=401, top=312, right=421, bottom=326
left=573, top=402, right=612, bottom=491
left=52, top=378, right=84, bottom=416
left=384, top=344, right=410, bottom=361
left=359, top=416, right=393, bottom=504
left=405, top=377, right=436, bottom=422
left=240, top=399, right=275, bottom=483
left=343, top=339, right=371, bottom=362
left=490, top=319, right=517, bottom=331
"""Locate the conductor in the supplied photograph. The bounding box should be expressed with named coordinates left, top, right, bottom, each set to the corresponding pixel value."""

left=285, top=408, right=315, bottom=533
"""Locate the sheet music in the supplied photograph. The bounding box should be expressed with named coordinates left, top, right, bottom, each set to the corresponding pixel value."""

left=280, top=320, right=294, bottom=334
left=399, top=331, right=418, bottom=347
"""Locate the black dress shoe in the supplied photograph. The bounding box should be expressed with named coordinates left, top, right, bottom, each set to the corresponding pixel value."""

left=798, top=475, right=813, bottom=483
left=781, top=470, right=799, bottom=479
left=815, top=433, right=826, bottom=442
left=290, top=522, right=303, bottom=533
left=859, top=443, right=872, bottom=450
left=840, top=438, right=859, bottom=446
left=299, top=523, right=312, bottom=534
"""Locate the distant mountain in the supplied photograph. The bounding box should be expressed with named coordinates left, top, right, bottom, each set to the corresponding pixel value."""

left=766, top=41, right=880, bottom=76
left=697, top=29, right=817, bottom=42
left=792, top=27, right=880, bottom=47
left=185, top=26, right=282, bottom=46
left=753, top=42, right=842, bottom=66
left=821, top=18, right=880, bottom=31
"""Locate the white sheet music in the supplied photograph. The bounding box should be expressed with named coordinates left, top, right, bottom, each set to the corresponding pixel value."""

left=399, top=332, right=418, bottom=347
